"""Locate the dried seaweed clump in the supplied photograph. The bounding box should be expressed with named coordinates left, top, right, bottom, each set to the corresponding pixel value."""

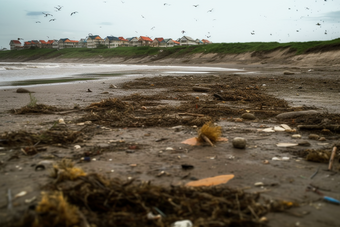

left=50, top=159, right=87, bottom=182
left=305, top=149, right=334, bottom=163
left=197, top=121, right=222, bottom=143
left=85, top=98, right=131, bottom=112
left=10, top=104, right=61, bottom=114
left=31, top=191, right=84, bottom=227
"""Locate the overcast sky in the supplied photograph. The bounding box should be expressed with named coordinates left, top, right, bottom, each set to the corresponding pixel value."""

left=1, top=0, right=339, bottom=49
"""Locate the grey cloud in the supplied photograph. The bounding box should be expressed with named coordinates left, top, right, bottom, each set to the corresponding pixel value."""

left=26, top=11, right=44, bottom=16
left=323, top=11, right=340, bottom=21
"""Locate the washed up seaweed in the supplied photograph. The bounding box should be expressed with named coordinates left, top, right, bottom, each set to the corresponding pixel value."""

left=10, top=104, right=64, bottom=114
left=14, top=167, right=297, bottom=227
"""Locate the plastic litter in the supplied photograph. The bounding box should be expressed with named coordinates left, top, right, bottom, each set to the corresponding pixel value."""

left=171, top=220, right=193, bottom=227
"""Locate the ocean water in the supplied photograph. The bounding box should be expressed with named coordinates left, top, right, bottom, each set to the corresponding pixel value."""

left=0, top=62, right=242, bottom=89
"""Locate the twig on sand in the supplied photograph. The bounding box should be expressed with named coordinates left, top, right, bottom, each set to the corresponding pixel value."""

left=200, top=134, right=214, bottom=147
left=328, top=146, right=337, bottom=171
left=178, top=112, right=205, bottom=117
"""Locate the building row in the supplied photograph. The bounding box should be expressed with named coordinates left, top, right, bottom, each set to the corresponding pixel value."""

left=9, top=35, right=211, bottom=50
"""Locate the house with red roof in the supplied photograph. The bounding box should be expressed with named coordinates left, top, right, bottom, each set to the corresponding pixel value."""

left=152, top=38, right=165, bottom=47
left=138, top=36, right=153, bottom=46
left=9, top=40, right=22, bottom=50
left=163, top=39, right=179, bottom=47
left=201, top=39, right=210, bottom=44
left=39, top=40, right=48, bottom=48
left=118, top=37, right=129, bottom=47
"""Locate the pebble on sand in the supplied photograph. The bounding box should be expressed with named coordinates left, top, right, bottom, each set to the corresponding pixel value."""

left=308, top=134, right=320, bottom=140
left=232, top=137, right=247, bottom=149
left=241, top=113, right=256, bottom=120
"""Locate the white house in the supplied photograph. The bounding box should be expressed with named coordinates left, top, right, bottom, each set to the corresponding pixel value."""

left=104, top=36, right=120, bottom=48
left=86, top=35, right=104, bottom=48
left=179, top=36, right=197, bottom=46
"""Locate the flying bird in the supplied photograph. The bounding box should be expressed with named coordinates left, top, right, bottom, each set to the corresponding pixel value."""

left=42, top=12, right=53, bottom=17
left=71, top=11, right=78, bottom=16
left=141, top=15, right=145, bottom=18
left=54, top=5, right=63, bottom=11
left=207, top=8, right=213, bottom=13
left=316, top=23, right=321, bottom=26
left=251, top=31, right=255, bottom=35
left=49, top=19, right=56, bottom=22
left=164, top=3, right=170, bottom=6
left=193, top=4, right=199, bottom=7
left=181, top=30, right=186, bottom=34
left=151, top=26, right=155, bottom=30
left=35, top=21, right=41, bottom=23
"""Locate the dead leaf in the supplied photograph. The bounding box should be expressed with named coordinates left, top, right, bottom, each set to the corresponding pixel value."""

left=181, top=137, right=228, bottom=146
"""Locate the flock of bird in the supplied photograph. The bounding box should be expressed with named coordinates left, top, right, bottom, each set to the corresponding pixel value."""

left=35, top=5, right=78, bottom=24
left=31, top=1, right=337, bottom=42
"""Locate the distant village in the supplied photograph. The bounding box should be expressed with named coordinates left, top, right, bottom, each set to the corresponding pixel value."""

left=8, top=35, right=211, bottom=50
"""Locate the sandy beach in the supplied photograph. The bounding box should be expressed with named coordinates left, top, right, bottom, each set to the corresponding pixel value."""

left=0, top=58, right=340, bottom=226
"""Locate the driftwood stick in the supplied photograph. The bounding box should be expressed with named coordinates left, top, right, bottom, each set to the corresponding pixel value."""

left=328, top=147, right=337, bottom=171
left=200, top=134, right=214, bottom=147
left=178, top=112, right=205, bottom=117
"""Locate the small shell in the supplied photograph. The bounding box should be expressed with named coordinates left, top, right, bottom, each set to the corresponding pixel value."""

left=58, top=119, right=65, bottom=124
left=74, top=145, right=81, bottom=149
left=14, top=191, right=27, bottom=199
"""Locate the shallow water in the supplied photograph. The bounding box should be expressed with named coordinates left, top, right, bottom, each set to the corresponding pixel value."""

left=0, top=62, right=242, bottom=89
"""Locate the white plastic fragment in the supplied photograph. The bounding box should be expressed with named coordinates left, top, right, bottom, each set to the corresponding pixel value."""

left=171, top=220, right=193, bottom=227
left=276, top=143, right=298, bottom=147
left=58, top=119, right=65, bottom=124
left=260, top=128, right=275, bottom=132
left=274, top=126, right=285, bottom=132
left=74, top=145, right=81, bottom=149
left=280, top=124, right=292, bottom=130
left=292, top=134, right=301, bottom=139
left=272, top=157, right=290, bottom=161
left=14, top=191, right=27, bottom=199
left=147, top=212, right=161, bottom=220
left=165, top=147, right=174, bottom=151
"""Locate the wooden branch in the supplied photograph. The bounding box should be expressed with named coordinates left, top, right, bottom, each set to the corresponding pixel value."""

left=200, top=134, right=214, bottom=147
left=178, top=112, right=205, bottom=117
left=328, top=147, right=337, bottom=171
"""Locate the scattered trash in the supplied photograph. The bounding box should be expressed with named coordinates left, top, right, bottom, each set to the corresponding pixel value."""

left=254, top=182, right=264, bottom=187
left=181, top=164, right=194, bottom=170
left=109, top=84, right=117, bottom=89
left=292, top=134, right=301, bottom=139
left=324, top=196, right=340, bottom=205
left=310, top=167, right=320, bottom=179
left=87, top=88, right=92, bottom=92
left=165, top=147, right=174, bottom=151
left=276, top=143, right=298, bottom=148
left=35, top=164, right=46, bottom=171
left=272, top=157, right=290, bottom=161
left=25, top=196, right=37, bottom=204
left=185, top=174, right=234, bottom=187
left=147, top=212, right=161, bottom=220
left=260, top=128, right=275, bottom=133
left=328, top=146, right=337, bottom=171
left=80, top=157, right=91, bottom=162
left=7, top=189, right=12, bottom=210
left=14, top=191, right=27, bottom=199
left=232, top=137, right=247, bottom=149
left=58, top=118, right=66, bottom=124
left=280, top=124, right=292, bottom=131
left=171, top=220, right=193, bottom=227
left=263, top=160, right=269, bottom=164
left=197, top=122, right=222, bottom=147
left=274, top=126, right=285, bottom=132
left=74, top=145, right=81, bottom=149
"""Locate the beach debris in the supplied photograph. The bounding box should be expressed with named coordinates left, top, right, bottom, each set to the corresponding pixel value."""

left=147, top=212, right=161, bottom=220
left=192, top=86, right=211, bottom=92
left=305, top=149, right=333, bottom=163
left=263, top=160, right=269, bottom=164
left=280, top=124, right=292, bottom=131
left=276, top=110, right=324, bottom=119
left=16, top=88, right=34, bottom=93
left=241, top=113, right=256, bottom=120
left=274, top=126, right=285, bottom=132
left=308, top=134, right=320, bottom=140
left=298, top=140, right=311, bottom=146
left=181, top=164, right=194, bottom=170
left=310, top=167, right=320, bottom=179
left=272, top=157, right=290, bottom=161
left=186, top=174, right=234, bottom=187
left=298, top=125, right=340, bottom=132
left=109, top=84, right=117, bottom=89
left=7, top=189, right=12, bottom=210
left=324, top=196, right=340, bottom=205
left=259, top=128, right=275, bottom=133
left=165, top=147, right=174, bottom=151
left=58, top=118, right=66, bottom=124
left=197, top=121, right=222, bottom=147
left=171, top=220, right=193, bottom=227
left=87, top=88, right=92, bottom=92
left=232, top=137, right=247, bottom=149
left=74, top=145, right=81, bottom=149
left=80, top=157, right=91, bottom=162
left=328, top=146, right=337, bottom=171
left=254, top=182, right=264, bottom=187
left=292, top=134, right=301, bottom=139
left=14, top=191, right=27, bottom=199
left=51, top=159, right=87, bottom=182
left=283, top=71, right=295, bottom=75
left=319, top=137, right=326, bottom=141
left=25, top=196, right=37, bottom=204
left=276, top=143, right=298, bottom=148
